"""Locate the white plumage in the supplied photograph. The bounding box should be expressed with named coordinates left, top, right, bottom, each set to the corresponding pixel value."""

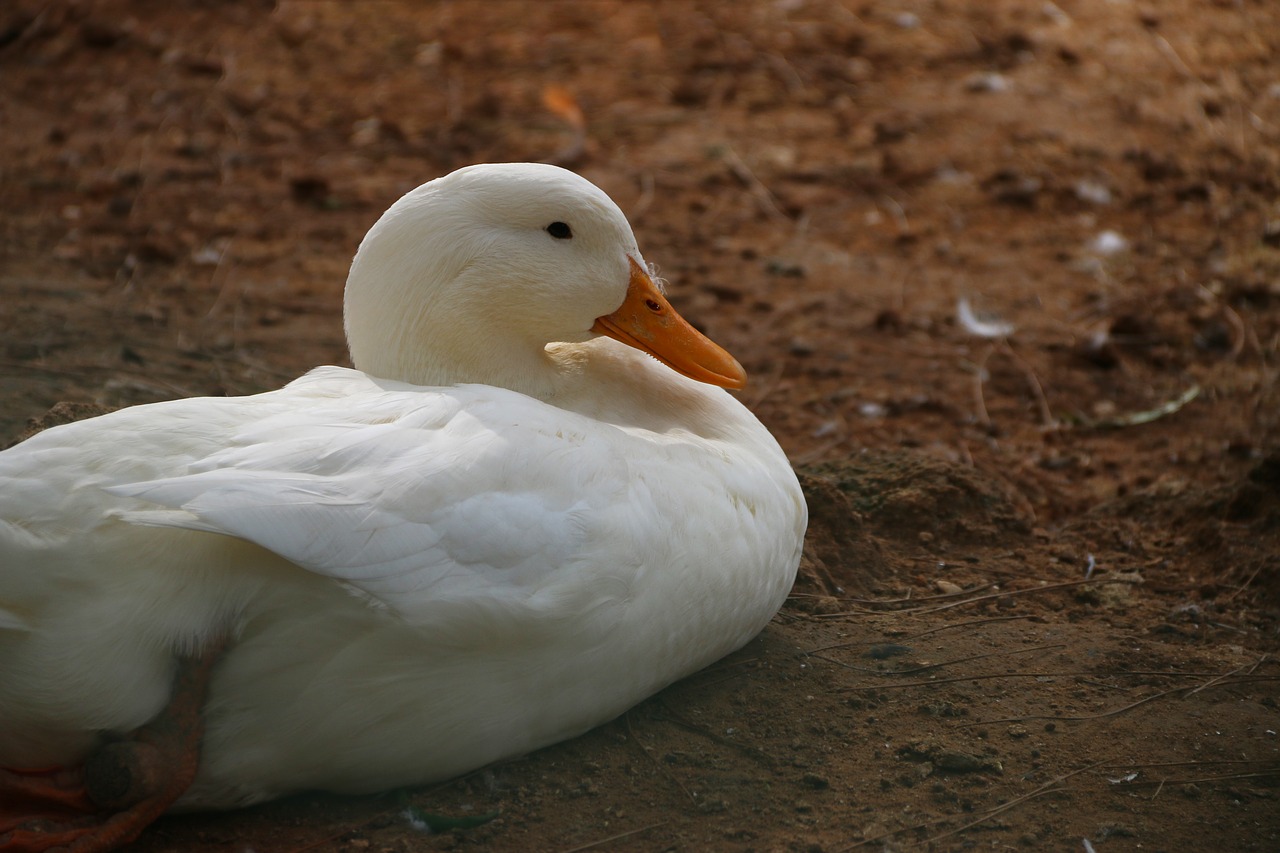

left=0, top=163, right=805, bottom=809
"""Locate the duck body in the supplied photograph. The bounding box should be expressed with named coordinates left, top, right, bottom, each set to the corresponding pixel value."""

left=0, top=163, right=805, bottom=812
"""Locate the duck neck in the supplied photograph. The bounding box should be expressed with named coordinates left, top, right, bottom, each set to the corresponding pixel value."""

left=349, top=308, right=563, bottom=399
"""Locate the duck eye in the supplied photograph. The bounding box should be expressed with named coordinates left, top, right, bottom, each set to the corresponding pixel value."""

left=545, top=221, right=572, bottom=239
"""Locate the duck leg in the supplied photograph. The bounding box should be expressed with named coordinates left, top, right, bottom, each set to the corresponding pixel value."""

left=0, top=643, right=224, bottom=853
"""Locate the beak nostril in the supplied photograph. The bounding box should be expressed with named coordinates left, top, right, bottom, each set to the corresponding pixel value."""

left=645, top=299, right=662, bottom=312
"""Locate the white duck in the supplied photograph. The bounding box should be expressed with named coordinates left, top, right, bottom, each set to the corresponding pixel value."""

left=0, top=163, right=805, bottom=847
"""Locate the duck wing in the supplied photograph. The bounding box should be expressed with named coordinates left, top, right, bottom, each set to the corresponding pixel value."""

left=106, top=379, right=643, bottom=620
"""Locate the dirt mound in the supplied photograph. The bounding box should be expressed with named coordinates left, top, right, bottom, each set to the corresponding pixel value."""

left=4, top=400, right=115, bottom=449
left=798, top=451, right=1034, bottom=600
left=1078, top=451, right=1280, bottom=612
left=806, top=451, right=1032, bottom=543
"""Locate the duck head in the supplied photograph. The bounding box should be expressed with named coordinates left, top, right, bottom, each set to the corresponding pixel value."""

left=343, top=163, right=746, bottom=397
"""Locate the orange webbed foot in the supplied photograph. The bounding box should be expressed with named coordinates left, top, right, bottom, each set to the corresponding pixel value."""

left=1, top=642, right=226, bottom=853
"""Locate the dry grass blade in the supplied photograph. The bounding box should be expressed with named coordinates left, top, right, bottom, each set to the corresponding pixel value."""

left=921, top=762, right=1102, bottom=846
left=903, top=614, right=1034, bottom=636
left=845, top=670, right=1280, bottom=692
left=1116, top=769, right=1280, bottom=786
left=971, top=344, right=994, bottom=428
left=1080, top=384, right=1201, bottom=429
left=906, top=577, right=1138, bottom=615
left=812, top=578, right=1124, bottom=618
left=817, top=642, right=1064, bottom=677
left=960, top=660, right=1264, bottom=727
left=561, top=821, right=666, bottom=853
left=1001, top=340, right=1057, bottom=429
left=1102, top=758, right=1280, bottom=770
left=625, top=711, right=697, bottom=804
left=959, top=683, right=1185, bottom=727
left=651, top=706, right=776, bottom=769
left=842, top=670, right=1096, bottom=692
left=721, top=145, right=789, bottom=221
left=840, top=762, right=1102, bottom=850
left=824, top=581, right=999, bottom=608
left=1184, top=654, right=1268, bottom=695
left=805, top=614, right=1029, bottom=654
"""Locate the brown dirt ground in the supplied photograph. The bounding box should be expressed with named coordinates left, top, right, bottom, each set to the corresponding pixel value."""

left=3, top=1, right=1279, bottom=850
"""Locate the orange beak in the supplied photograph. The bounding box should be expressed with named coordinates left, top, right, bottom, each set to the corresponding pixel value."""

left=591, top=258, right=747, bottom=389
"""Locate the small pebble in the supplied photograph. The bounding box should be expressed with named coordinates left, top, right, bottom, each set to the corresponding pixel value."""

left=1089, top=230, right=1129, bottom=255
left=1074, top=179, right=1112, bottom=205
left=964, top=72, right=1011, bottom=93
left=802, top=773, right=830, bottom=790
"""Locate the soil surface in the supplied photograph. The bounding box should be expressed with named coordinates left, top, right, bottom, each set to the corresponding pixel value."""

left=3, top=1, right=1279, bottom=851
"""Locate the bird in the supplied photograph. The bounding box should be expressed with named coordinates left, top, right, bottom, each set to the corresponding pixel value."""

left=0, top=162, right=806, bottom=851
